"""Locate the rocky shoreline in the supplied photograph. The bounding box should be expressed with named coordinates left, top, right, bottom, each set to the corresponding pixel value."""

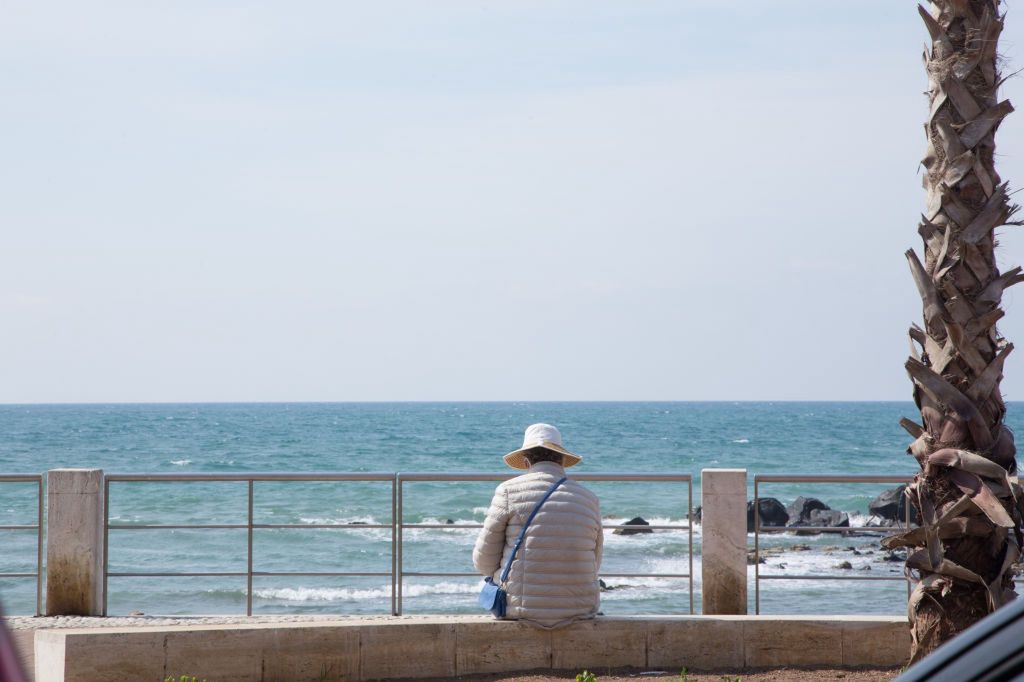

left=677, top=485, right=919, bottom=533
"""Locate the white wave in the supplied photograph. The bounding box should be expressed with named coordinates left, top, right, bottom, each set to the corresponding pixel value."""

left=254, top=581, right=479, bottom=602
left=848, top=512, right=872, bottom=526
left=169, top=459, right=192, bottom=466
left=600, top=555, right=700, bottom=600
left=752, top=544, right=898, bottom=588
left=732, top=438, right=750, bottom=444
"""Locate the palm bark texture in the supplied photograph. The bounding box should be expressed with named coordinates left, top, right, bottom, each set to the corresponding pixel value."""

left=884, top=0, right=1024, bottom=662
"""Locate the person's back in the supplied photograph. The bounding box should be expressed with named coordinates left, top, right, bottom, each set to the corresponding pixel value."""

left=473, top=424, right=603, bottom=628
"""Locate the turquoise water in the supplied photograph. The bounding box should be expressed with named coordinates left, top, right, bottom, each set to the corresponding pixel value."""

left=0, top=401, right=1005, bottom=617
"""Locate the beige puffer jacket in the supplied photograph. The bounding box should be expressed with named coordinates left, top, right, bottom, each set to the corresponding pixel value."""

left=472, top=461, right=603, bottom=628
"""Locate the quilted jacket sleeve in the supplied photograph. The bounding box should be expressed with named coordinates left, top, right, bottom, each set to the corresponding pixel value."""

left=472, top=485, right=510, bottom=577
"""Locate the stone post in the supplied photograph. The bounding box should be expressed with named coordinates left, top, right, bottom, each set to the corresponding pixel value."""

left=700, top=468, right=747, bottom=614
left=46, top=469, right=105, bottom=616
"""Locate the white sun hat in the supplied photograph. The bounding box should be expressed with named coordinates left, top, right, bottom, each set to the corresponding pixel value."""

left=503, top=423, right=582, bottom=470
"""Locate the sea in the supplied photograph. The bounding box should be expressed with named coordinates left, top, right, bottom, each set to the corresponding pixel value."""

left=1, top=401, right=1013, bottom=619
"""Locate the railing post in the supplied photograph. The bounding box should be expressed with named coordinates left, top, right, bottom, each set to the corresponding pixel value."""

left=46, top=468, right=105, bottom=615
left=700, top=468, right=747, bottom=615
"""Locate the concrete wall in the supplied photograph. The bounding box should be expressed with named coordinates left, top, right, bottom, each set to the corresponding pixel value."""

left=700, top=469, right=748, bottom=614
left=45, top=469, right=104, bottom=617
left=27, top=615, right=910, bottom=682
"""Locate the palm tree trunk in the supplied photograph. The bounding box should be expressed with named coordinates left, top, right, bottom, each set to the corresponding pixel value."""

left=886, top=0, right=1024, bottom=662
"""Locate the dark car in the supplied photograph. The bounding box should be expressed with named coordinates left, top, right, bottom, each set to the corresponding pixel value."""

left=895, top=597, right=1024, bottom=682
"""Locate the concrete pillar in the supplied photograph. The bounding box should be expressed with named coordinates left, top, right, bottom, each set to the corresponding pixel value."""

left=700, top=468, right=747, bottom=615
left=46, top=469, right=105, bottom=616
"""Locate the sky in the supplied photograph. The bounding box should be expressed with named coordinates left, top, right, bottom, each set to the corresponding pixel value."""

left=5, top=1, right=1024, bottom=402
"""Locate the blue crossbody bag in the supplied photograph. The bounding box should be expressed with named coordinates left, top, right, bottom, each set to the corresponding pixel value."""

left=478, top=476, right=567, bottom=617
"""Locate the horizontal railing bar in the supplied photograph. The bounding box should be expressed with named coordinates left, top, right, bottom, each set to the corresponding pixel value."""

left=255, top=524, right=393, bottom=530
left=109, top=524, right=247, bottom=530
left=398, top=571, right=691, bottom=579
left=755, top=526, right=894, bottom=533
left=251, top=571, right=391, bottom=577
left=575, top=474, right=692, bottom=482
left=758, top=574, right=907, bottom=581
left=604, top=525, right=690, bottom=531
left=0, top=573, right=38, bottom=578
left=754, top=475, right=913, bottom=484
left=0, top=525, right=39, bottom=531
left=601, top=573, right=691, bottom=578
left=108, top=523, right=395, bottom=530
left=398, top=473, right=692, bottom=482
left=402, top=524, right=482, bottom=529
left=0, top=476, right=43, bottom=482
left=108, top=572, right=249, bottom=577
left=400, top=523, right=692, bottom=531
left=106, top=473, right=395, bottom=482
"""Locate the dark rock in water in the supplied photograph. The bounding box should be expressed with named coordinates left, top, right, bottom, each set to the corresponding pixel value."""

left=868, top=485, right=920, bottom=525
left=881, top=550, right=906, bottom=563
left=692, top=506, right=702, bottom=523
left=808, top=509, right=849, bottom=528
left=599, top=579, right=614, bottom=592
left=868, top=486, right=904, bottom=520
left=747, top=498, right=789, bottom=532
left=614, top=516, right=653, bottom=535
left=445, top=519, right=455, bottom=525
left=786, top=496, right=831, bottom=526
left=835, top=561, right=853, bottom=570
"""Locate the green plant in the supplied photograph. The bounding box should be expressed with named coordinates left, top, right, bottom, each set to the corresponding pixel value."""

left=164, top=676, right=207, bottom=682
left=575, top=671, right=597, bottom=682
left=679, top=669, right=692, bottom=682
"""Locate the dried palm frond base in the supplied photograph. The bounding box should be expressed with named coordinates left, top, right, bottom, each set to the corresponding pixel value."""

left=898, top=0, right=1024, bottom=661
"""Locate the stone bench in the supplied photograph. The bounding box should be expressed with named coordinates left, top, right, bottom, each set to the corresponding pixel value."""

left=15, top=614, right=909, bottom=681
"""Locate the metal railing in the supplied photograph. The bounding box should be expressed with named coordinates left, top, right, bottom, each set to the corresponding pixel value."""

left=397, top=472, right=695, bottom=615
left=103, top=473, right=396, bottom=616
left=102, top=472, right=694, bottom=616
left=0, top=475, right=44, bottom=616
left=752, top=474, right=914, bottom=614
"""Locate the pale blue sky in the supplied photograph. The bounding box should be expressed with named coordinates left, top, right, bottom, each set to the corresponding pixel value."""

left=4, top=2, right=1024, bottom=402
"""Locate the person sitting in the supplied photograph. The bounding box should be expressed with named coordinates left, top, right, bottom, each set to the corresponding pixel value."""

left=472, top=423, right=603, bottom=628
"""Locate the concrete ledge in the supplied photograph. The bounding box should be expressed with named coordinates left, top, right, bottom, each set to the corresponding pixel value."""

left=23, top=615, right=910, bottom=681
left=11, top=629, right=35, bottom=680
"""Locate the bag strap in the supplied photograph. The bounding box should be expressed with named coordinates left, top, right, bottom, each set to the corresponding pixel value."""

left=499, top=476, right=567, bottom=585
